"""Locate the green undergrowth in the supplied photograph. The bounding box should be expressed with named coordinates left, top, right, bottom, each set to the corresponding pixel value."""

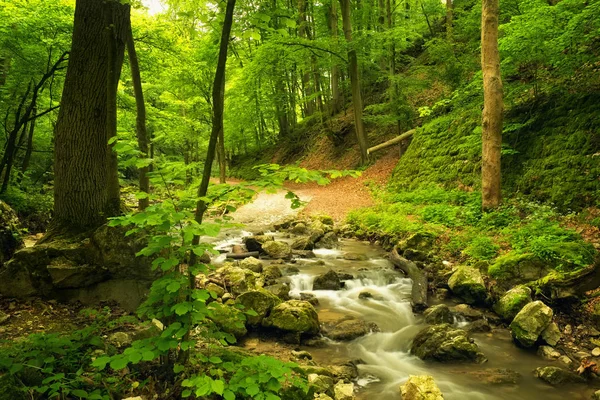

left=347, top=187, right=597, bottom=277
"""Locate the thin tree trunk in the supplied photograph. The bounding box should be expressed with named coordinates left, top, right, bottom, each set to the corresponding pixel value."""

left=328, top=2, right=342, bottom=116
left=481, top=0, right=503, bottom=210
left=19, top=107, right=36, bottom=179
left=126, top=24, right=150, bottom=210
left=340, top=0, right=369, bottom=165
left=217, top=130, right=227, bottom=183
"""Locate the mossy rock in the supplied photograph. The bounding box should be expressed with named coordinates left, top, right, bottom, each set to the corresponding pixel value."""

left=398, top=232, right=436, bottom=253
left=488, top=253, right=550, bottom=289
left=424, top=304, right=453, bottom=325
left=262, top=300, right=320, bottom=335
left=509, top=301, right=553, bottom=347
left=262, top=241, right=292, bottom=259
left=236, top=289, right=282, bottom=326
left=213, top=264, right=258, bottom=296
left=535, top=366, right=585, bottom=385
left=410, top=323, right=486, bottom=363
left=493, top=285, right=532, bottom=321
left=209, top=302, right=248, bottom=339
left=448, top=266, right=488, bottom=305
left=240, top=256, right=263, bottom=273
left=400, top=375, right=444, bottom=400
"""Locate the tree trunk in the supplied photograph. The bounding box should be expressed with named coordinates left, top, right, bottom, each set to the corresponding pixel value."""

left=53, top=0, right=129, bottom=232
left=217, top=129, right=227, bottom=183
left=328, top=2, right=342, bottom=116
left=19, top=106, right=36, bottom=179
left=126, top=24, right=150, bottom=210
left=340, top=0, right=369, bottom=165
left=481, top=0, right=503, bottom=210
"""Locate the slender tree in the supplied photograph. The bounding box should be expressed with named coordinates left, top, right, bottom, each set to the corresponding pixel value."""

left=481, top=0, right=503, bottom=210
left=340, top=0, right=369, bottom=165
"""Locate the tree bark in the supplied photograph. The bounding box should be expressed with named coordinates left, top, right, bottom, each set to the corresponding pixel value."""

left=217, top=130, right=227, bottom=183
left=19, top=106, right=36, bottom=179
left=126, top=23, right=150, bottom=210
left=390, top=247, right=428, bottom=312
left=53, top=0, right=129, bottom=232
left=367, top=129, right=414, bottom=154
left=340, top=0, right=369, bottom=165
left=481, top=0, right=503, bottom=210
left=328, top=1, right=342, bottom=116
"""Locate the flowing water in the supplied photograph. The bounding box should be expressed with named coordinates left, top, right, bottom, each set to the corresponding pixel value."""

left=214, top=231, right=595, bottom=399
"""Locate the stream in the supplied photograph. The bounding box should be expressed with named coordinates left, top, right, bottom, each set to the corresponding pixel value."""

left=210, top=228, right=596, bottom=400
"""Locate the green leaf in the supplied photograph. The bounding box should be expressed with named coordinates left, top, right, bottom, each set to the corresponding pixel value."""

left=247, top=384, right=260, bottom=396
left=166, top=281, right=181, bottom=293
left=211, top=379, right=225, bottom=395
left=71, top=389, right=89, bottom=398
left=223, top=390, right=236, bottom=400
left=91, top=356, right=111, bottom=370
left=142, top=350, right=155, bottom=361
left=208, top=356, right=222, bottom=364
left=128, top=351, right=143, bottom=364
left=174, top=364, right=185, bottom=373
left=109, top=357, right=129, bottom=371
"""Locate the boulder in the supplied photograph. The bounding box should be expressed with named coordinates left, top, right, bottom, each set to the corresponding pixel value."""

left=323, top=317, right=379, bottom=341
left=448, top=266, right=487, bottom=305
left=400, top=375, right=444, bottom=400
left=262, top=264, right=283, bottom=286
left=537, top=346, right=561, bottom=360
left=262, top=241, right=292, bottom=259
left=212, top=264, right=258, bottom=296
left=424, top=304, right=453, bottom=325
left=316, top=232, right=339, bottom=249
left=243, top=235, right=274, bottom=253
left=315, top=395, right=334, bottom=400
left=300, top=292, right=319, bottom=306
left=541, top=322, right=561, bottom=346
left=291, top=236, right=314, bottom=251
left=343, top=252, right=368, bottom=261
left=333, top=381, right=354, bottom=400
left=263, top=283, right=290, bottom=300
left=262, top=300, right=320, bottom=335
left=534, top=366, right=585, bottom=385
left=464, top=319, right=491, bottom=333
left=240, top=257, right=263, bottom=273
left=510, top=301, right=553, bottom=348
left=450, top=304, right=484, bottom=321
left=329, top=364, right=359, bottom=381
left=410, top=324, right=486, bottom=363
left=291, top=223, right=308, bottom=235
left=0, top=200, right=23, bottom=265
left=236, top=290, right=282, bottom=326
left=453, top=368, right=520, bottom=385
left=0, top=311, right=8, bottom=325
left=313, top=270, right=342, bottom=291
left=308, top=374, right=334, bottom=396
left=210, top=302, right=248, bottom=339
left=315, top=215, right=334, bottom=226
left=493, top=285, right=532, bottom=321
left=488, top=253, right=551, bottom=290
left=108, top=332, right=132, bottom=347
left=398, top=233, right=435, bottom=253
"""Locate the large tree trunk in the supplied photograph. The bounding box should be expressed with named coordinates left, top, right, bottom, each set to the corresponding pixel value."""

left=328, top=1, right=342, bottom=116
left=53, top=0, right=129, bottom=232
left=126, top=23, right=150, bottom=210
left=217, top=130, right=227, bottom=184
left=481, top=0, right=503, bottom=210
left=340, top=0, right=369, bottom=165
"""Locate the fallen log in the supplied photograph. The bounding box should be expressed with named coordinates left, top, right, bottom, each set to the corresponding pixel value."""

left=226, top=251, right=260, bottom=260
left=390, top=246, right=428, bottom=312
left=367, top=129, right=415, bottom=155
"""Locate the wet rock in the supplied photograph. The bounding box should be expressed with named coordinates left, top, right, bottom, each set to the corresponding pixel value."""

left=573, top=351, right=591, bottom=361
left=243, top=235, right=274, bottom=253
left=447, top=266, right=487, bottom=305
left=398, top=232, right=435, bottom=253
left=358, top=291, right=373, bottom=300
left=284, top=266, right=300, bottom=275
left=313, top=270, right=342, bottom=291
left=403, top=249, right=429, bottom=263
left=315, top=394, right=334, bottom=400
left=400, top=375, right=444, bottom=400
left=329, top=364, right=359, bottom=381
left=323, top=317, right=379, bottom=341
left=292, top=350, right=313, bottom=360
left=457, top=368, right=521, bottom=385
left=541, top=322, right=561, bottom=346
left=291, top=223, right=308, bottom=235
left=240, top=256, right=263, bottom=273
left=333, top=381, right=354, bottom=400
left=343, top=252, right=368, bottom=261
left=300, top=292, right=319, bottom=306
left=292, top=249, right=316, bottom=258
left=262, top=265, right=283, bottom=286
left=493, top=285, right=532, bottom=321
left=262, top=300, right=319, bottom=335
left=205, top=282, right=226, bottom=298
left=559, top=356, right=573, bottom=367
left=212, top=264, right=258, bottom=296
left=316, top=232, right=339, bottom=249
left=291, top=237, right=314, bottom=251
left=435, top=288, right=450, bottom=300
left=237, top=290, right=281, bottom=326
left=411, top=324, right=486, bottom=363
left=450, top=304, right=484, bottom=321
left=308, top=374, right=334, bottom=395
left=564, top=324, right=573, bottom=335
left=336, top=272, right=354, bottom=281
left=593, top=348, right=600, bottom=357
left=464, top=319, right=491, bottom=333
left=262, top=241, right=292, bottom=259
left=538, top=346, right=561, bottom=360
left=535, top=366, right=585, bottom=385
left=510, top=301, right=553, bottom=348
left=263, top=283, right=290, bottom=300
left=424, top=304, right=453, bottom=325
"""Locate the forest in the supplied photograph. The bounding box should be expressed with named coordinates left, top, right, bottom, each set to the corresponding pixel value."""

left=0, top=0, right=599, bottom=399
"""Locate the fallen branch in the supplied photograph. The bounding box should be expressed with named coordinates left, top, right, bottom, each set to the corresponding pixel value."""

left=390, top=246, right=428, bottom=312
left=367, top=129, right=415, bottom=155
left=226, top=251, right=260, bottom=260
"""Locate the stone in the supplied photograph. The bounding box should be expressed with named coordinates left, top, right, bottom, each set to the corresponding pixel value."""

left=450, top=304, right=484, bottom=321
left=534, top=366, right=585, bottom=385
left=299, top=292, right=319, bottom=306
left=308, top=374, right=334, bottom=395
left=592, top=348, right=600, bottom=357
left=455, top=368, right=521, bottom=385
left=108, top=332, right=132, bottom=347
left=410, top=324, right=486, bottom=363
left=205, top=283, right=226, bottom=298
left=323, top=317, right=379, bottom=341
left=493, top=285, right=532, bottom=321
left=243, top=235, right=274, bottom=252
left=398, top=233, right=435, bottom=253
left=343, top=252, right=368, bottom=261
left=313, top=270, right=342, bottom=291
left=240, top=256, right=263, bottom=273
left=559, top=356, right=573, bottom=367
left=0, top=311, right=9, bottom=325
left=537, top=346, right=561, bottom=360
left=291, top=237, right=314, bottom=251
left=564, top=324, right=573, bottom=335
left=435, top=288, right=450, bottom=300
left=464, top=319, right=491, bottom=333
left=210, top=303, right=247, bottom=339
left=447, top=266, right=488, bottom=305
left=262, top=300, right=320, bottom=335
left=291, top=223, right=308, bottom=235
left=329, top=364, right=359, bottom=381
left=333, top=381, right=354, bottom=400
left=263, top=283, right=290, bottom=300
left=541, top=322, right=561, bottom=346
left=316, top=232, right=339, bottom=250
left=594, top=390, right=600, bottom=400
left=424, top=304, right=453, bottom=325
left=131, top=319, right=163, bottom=341
left=292, top=350, right=313, bottom=360
left=315, top=215, right=335, bottom=226
left=212, top=264, right=258, bottom=296
left=400, top=375, right=444, bottom=400
left=573, top=351, right=592, bottom=361
left=262, top=241, right=292, bottom=259
left=262, top=265, right=283, bottom=285
left=315, top=395, right=334, bottom=400
left=236, top=290, right=282, bottom=326
left=358, top=291, right=373, bottom=300
left=510, top=301, right=553, bottom=348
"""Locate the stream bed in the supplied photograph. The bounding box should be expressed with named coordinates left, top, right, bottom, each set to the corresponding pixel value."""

left=211, top=230, right=596, bottom=400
